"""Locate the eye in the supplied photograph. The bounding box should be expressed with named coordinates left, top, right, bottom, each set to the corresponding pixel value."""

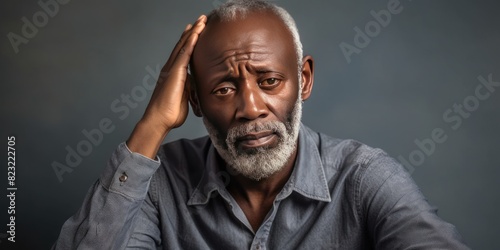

left=260, top=78, right=281, bottom=86
left=213, top=87, right=234, bottom=96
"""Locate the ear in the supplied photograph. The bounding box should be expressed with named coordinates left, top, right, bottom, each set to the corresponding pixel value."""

left=188, top=74, right=203, bottom=117
left=300, top=55, right=314, bottom=101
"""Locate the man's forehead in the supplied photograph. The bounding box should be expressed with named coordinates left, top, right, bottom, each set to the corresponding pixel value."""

left=193, top=10, right=294, bottom=66
left=207, top=48, right=272, bottom=69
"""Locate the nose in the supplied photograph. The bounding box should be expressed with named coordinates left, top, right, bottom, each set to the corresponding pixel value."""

left=235, top=80, right=269, bottom=121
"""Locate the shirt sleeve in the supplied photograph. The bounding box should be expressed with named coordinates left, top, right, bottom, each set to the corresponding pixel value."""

left=357, top=149, right=470, bottom=250
left=52, top=142, right=162, bottom=250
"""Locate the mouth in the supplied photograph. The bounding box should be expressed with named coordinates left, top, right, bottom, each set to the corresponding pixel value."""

left=236, top=130, right=278, bottom=150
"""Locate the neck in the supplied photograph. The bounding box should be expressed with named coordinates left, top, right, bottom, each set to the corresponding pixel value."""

left=223, top=145, right=298, bottom=232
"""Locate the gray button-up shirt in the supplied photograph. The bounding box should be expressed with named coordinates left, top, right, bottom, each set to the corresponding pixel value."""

left=53, top=124, right=469, bottom=249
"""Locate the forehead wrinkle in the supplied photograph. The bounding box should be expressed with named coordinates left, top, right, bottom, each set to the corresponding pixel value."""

left=219, top=54, right=269, bottom=81
left=209, top=49, right=269, bottom=69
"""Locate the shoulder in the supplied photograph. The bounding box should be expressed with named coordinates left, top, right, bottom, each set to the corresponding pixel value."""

left=304, top=125, right=406, bottom=189
left=308, top=126, right=418, bottom=216
left=304, top=125, right=393, bottom=172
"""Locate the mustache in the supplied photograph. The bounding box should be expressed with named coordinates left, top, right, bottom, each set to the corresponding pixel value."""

left=226, top=121, right=286, bottom=142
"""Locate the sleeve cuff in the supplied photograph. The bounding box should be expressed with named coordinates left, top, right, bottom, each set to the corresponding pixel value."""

left=99, top=142, right=161, bottom=200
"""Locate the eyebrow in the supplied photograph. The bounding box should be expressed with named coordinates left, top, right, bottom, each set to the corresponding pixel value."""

left=255, top=69, right=276, bottom=74
left=211, top=68, right=285, bottom=85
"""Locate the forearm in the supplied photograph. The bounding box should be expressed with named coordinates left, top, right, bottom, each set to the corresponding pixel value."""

left=127, top=119, right=170, bottom=159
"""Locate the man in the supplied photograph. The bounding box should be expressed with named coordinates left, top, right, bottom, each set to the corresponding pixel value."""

left=53, top=0, right=469, bottom=249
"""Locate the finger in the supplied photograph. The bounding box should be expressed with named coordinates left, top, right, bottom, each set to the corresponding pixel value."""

left=168, top=16, right=205, bottom=66
left=164, top=15, right=206, bottom=70
left=164, top=25, right=193, bottom=71
left=170, top=22, right=205, bottom=76
left=155, top=21, right=205, bottom=106
left=169, top=33, right=203, bottom=81
left=185, top=73, right=192, bottom=93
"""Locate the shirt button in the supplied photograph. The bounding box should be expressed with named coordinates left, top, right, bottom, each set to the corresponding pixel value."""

left=119, top=173, right=128, bottom=182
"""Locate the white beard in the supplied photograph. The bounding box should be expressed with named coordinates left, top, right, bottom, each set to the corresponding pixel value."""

left=203, top=94, right=302, bottom=181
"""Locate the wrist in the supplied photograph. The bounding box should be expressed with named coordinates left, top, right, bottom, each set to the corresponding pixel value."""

left=126, top=119, right=170, bottom=159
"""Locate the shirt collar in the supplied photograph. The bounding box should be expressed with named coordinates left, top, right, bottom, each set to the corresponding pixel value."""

left=187, top=123, right=331, bottom=206
left=279, top=124, right=331, bottom=202
left=187, top=145, right=228, bottom=206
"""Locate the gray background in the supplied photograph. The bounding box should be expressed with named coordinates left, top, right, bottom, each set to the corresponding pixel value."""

left=1, top=0, right=499, bottom=249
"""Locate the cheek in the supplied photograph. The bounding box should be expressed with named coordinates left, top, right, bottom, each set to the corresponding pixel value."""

left=267, top=82, right=300, bottom=121
left=199, top=96, right=233, bottom=134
